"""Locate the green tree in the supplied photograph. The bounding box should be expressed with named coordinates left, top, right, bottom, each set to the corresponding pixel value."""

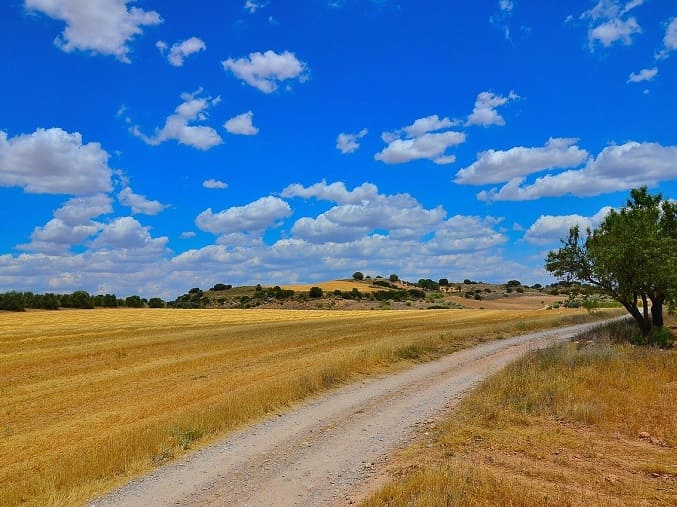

left=352, top=271, right=364, bottom=281
left=125, top=295, right=144, bottom=308
left=69, top=291, right=93, bottom=309
left=148, top=297, right=165, bottom=308
left=389, top=274, right=399, bottom=282
left=438, top=278, right=449, bottom=287
left=309, top=286, right=323, bottom=298
left=546, top=187, right=676, bottom=338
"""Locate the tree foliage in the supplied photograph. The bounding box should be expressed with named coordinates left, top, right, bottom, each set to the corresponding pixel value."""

left=546, top=187, right=676, bottom=339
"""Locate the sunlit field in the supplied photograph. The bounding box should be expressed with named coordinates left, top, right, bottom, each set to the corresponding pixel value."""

left=0, top=307, right=614, bottom=506
left=363, top=318, right=676, bottom=506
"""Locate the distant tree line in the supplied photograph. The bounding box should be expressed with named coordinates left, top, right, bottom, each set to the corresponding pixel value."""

left=0, top=291, right=166, bottom=312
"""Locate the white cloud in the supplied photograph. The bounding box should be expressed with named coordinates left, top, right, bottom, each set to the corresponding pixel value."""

left=627, top=67, right=658, bottom=83
left=466, top=91, right=518, bottom=127
left=224, top=111, right=259, bottom=135
left=375, top=131, right=465, bottom=165
left=580, top=0, right=644, bottom=50
left=336, top=128, right=368, bottom=154
left=291, top=215, right=370, bottom=243
left=20, top=218, right=102, bottom=254
left=156, top=36, right=206, bottom=66
left=281, top=181, right=380, bottom=204
left=25, top=0, right=162, bottom=63
left=222, top=50, right=309, bottom=93
left=425, top=215, right=507, bottom=254
left=203, top=179, right=228, bottom=190
left=54, top=194, right=112, bottom=225
left=285, top=180, right=446, bottom=243
left=657, top=18, right=677, bottom=59
left=524, top=207, right=613, bottom=244
left=244, top=0, right=265, bottom=13
left=589, top=17, right=640, bottom=47
left=500, top=0, right=514, bottom=12
left=196, top=196, right=292, bottom=235
left=92, top=216, right=168, bottom=250
left=400, top=115, right=457, bottom=138
left=477, top=141, right=677, bottom=201
left=180, top=231, right=196, bottom=239
left=375, top=115, right=465, bottom=165
left=0, top=128, right=113, bottom=195
left=19, top=194, right=113, bottom=253
left=118, top=187, right=168, bottom=215
left=455, top=138, right=589, bottom=185
left=131, top=91, right=222, bottom=150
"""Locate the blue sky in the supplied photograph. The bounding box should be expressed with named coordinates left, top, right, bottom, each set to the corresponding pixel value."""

left=1, top=0, right=675, bottom=298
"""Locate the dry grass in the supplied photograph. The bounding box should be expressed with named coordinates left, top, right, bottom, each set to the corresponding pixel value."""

left=362, top=318, right=677, bottom=506
left=280, top=279, right=381, bottom=293
left=0, top=307, right=612, bottom=506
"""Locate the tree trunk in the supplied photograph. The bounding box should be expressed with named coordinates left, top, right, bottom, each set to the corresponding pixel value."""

left=651, top=297, right=664, bottom=328
left=622, top=300, right=652, bottom=336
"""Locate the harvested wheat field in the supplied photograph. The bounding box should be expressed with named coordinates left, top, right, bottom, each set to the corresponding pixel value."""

left=280, top=279, right=382, bottom=293
left=1, top=307, right=610, bottom=506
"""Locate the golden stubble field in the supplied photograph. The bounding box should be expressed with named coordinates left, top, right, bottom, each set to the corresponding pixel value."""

left=0, top=307, right=611, bottom=506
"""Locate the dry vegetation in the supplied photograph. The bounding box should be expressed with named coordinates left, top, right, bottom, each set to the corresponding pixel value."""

left=0, top=307, right=610, bottom=506
left=362, top=318, right=677, bottom=507
left=280, top=279, right=382, bottom=293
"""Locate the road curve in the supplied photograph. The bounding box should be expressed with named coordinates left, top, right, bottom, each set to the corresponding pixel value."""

left=89, top=319, right=617, bottom=507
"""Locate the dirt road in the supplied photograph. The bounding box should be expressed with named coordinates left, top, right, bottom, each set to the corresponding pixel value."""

left=89, top=319, right=614, bottom=507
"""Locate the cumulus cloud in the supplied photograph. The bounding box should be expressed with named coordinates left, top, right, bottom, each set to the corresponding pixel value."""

left=0, top=128, right=113, bottom=195
left=54, top=194, right=113, bottom=225
left=224, top=111, right=259, bottom=135
left=627, top=67, right=658, bottom=83
left=18, top=194, right=113, bottom=253
left=25, top=0, right=162, bottom=62
left=131, top=91, right=222, bottom=150
left=281, top=181, right=380, bottom=204
left=455, top=138, right=589, bottom=185
left=375, top=115, right=465, bottom=165
left=118, top=187, right=168, bottom=215
left=222, top=50, right=309, bottom=93
left=196, top=196, right=292, bottom=235
left=336, top=128, right=368, bottom=154
left=20, top=219, right=102, bottom=254
left=91, top=216, right=168, bottom=250
left=580, top=0, right=644, bottom=50
left=466, top=91, right=518, bottom=127
left=524, top=207, right=613, bottom=244
left=156, top=36, right=206, bottom=66
left=477, top=141, right=677, bottom=201
left=425, top=215, right=507, bottom=254
left=203, top=179, right=228, bottom=189
left=285, top=181, right=446, bottom=243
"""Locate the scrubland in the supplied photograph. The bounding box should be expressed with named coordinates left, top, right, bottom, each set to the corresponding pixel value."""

left=363, top=318, right=677, bottom=506
left=0, top=307, right=609, bottom=506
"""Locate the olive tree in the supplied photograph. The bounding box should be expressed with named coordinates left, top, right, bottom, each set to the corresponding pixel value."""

left=546, top=187, right=676, bottom=337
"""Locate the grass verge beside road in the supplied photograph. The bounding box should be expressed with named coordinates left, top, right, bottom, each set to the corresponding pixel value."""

left=362, top=318, right=676, bottom=506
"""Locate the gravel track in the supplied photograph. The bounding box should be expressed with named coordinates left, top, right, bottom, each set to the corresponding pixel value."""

left=89, top=319, right=616, bottom=507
